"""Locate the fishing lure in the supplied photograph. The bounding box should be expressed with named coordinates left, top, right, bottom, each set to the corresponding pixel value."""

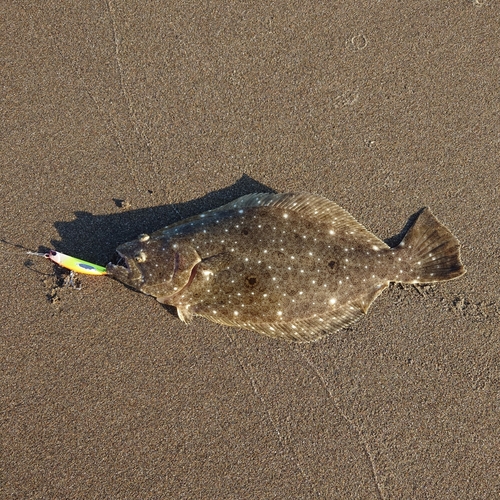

left=28, top=250, right=107, bottom=275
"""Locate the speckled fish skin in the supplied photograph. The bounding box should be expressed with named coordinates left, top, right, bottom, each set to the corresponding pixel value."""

left=106, top=193, right=466, bottom=342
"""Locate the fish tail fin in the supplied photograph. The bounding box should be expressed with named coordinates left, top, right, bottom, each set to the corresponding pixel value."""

left=396, top=208, right=466, bottom=283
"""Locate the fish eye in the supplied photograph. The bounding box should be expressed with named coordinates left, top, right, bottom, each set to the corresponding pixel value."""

left=134, top=251, right=147, bottom=263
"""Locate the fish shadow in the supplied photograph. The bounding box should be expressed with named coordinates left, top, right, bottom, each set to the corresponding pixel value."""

left=383, top=208, right=425, bottom=248
left=52, top=174, right=276, bottom=266
left=52, top=176, right=424, bottom=262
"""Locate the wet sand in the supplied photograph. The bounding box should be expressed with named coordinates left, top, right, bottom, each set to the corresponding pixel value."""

left=1, top=1, right=499, bottom=498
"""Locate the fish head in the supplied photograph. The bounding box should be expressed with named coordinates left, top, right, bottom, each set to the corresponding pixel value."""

left=106, top=235, right=201, bottom=300
left=106, top=238, right=147, bottom=289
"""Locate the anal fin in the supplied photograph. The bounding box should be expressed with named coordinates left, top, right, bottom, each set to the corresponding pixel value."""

left=353, top=282, right=389, bottom=314
left=198, top=298, right=377, bottom=343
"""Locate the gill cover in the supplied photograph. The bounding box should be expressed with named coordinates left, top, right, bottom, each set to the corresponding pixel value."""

left=154, top=243, right=202, bottom=302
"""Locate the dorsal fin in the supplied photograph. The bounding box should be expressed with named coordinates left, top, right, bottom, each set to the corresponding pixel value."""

left=159, top=193, right=387, bottom=250
left=214, top=193, right=389, bottom=249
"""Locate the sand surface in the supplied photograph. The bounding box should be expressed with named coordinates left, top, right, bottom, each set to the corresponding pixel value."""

left=1, top=1, right=499, bottom=498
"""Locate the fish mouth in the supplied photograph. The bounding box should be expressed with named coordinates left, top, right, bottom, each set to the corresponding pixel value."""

left=106, top=251, right=131, bottom=277
left=109, top=251, right=129, bottom=270
left=106, top=250, right=145, bottom=289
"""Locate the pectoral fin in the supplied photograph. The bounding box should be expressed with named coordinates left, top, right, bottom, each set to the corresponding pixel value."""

left=176, top=305, right=194, bottom=323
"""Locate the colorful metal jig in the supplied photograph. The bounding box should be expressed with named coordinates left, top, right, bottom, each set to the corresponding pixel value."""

left=28, top=250, right=107, bottom=275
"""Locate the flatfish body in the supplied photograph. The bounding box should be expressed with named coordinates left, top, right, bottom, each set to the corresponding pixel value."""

left=107, top=193, right=465, bottom=341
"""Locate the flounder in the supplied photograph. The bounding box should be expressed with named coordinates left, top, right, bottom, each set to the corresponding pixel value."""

left=107, top=193, right=465, bottom=342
